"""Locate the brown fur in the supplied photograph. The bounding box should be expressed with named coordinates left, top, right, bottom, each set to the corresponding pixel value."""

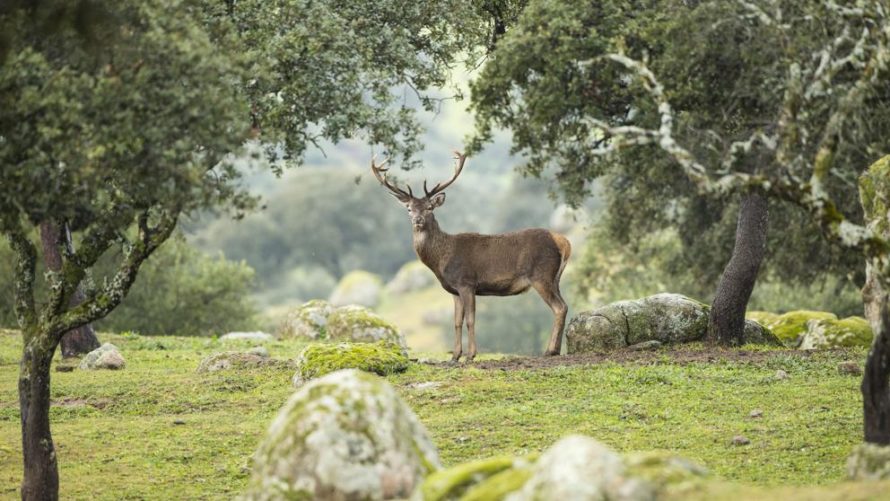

left=413, top=216, right=570, bottom=361
left=374, top=156, right=571, bottom=362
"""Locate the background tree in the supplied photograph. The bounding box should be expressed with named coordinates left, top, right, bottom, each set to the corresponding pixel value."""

left=468, top=0, right=883, bottom=344
left=483, top=0, right=890, bottom=443
left=1, top=0, right=493, bottom=498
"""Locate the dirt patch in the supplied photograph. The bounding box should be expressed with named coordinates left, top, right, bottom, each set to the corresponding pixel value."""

left=52, top=397, right=112, bottom=409
left=423, top=347, right=849, bottom=371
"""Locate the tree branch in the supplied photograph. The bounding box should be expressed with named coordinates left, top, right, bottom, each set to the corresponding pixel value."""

left=50, top=210, right=179, bottom=337
left=3, top=222, right=38, bottom=332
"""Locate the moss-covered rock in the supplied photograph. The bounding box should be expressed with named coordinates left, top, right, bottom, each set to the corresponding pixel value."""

left=760, top=310, right=837, bottom=345
left=624, top=451, right=708, bottom=491
left=799, top=316, right=873, bottom=349
left=326, top=305, right=407, bottom=352
left=292, top=341, right=409, bottom=386
left=743, top=319, right=780, bottom=346
left=385, top=261, right=436, bottom=295
left=414, top=439, right=709, bottom=501
left=848, top=443, right=890, bottom=480
left=277, top=299, right=335, bottom=340
left=746, top=311, right=780, bottom=329
left=511, top=435, right=654, bottom=500
left=79, top=343, right=126, bottom=370
left=329, top=270, right=383, bottom=307
left=196, top=351, right=277, bottom=373
left=245, top=369, right=440, bottom=500
left=567, top=294, right=780, bottom=353
left=416, top=455, right=535, bottom=501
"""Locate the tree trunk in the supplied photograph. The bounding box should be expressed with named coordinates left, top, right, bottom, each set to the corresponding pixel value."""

left=862, top=258, right=890, bottom=443
left=707, top=192, right=769, bottom=346
left=38, top=221, right=100, bottom=357
left=19, top=335, right=60, bottom=500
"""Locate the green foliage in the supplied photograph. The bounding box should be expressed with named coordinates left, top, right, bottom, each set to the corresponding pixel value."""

left=292, top=341, right=409, bottom=383
left=95, top=237, right=257, bottom=336
left=571, top=226, right=864, bottom=316
left=470, top=0, right=888, bottom=293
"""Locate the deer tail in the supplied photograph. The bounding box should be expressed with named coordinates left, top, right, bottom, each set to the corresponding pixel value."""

left=551, top=232, right=572, bottom=283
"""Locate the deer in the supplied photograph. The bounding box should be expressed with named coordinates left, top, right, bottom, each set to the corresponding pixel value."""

left=371, top=151, right=571, bottom=363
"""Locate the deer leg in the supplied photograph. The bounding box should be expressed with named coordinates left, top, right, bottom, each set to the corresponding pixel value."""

left=450, top=294, right=464, bottom=363
left=534, top=282, right=568, bottom=356
left=461, top=290, right=477, bottom=362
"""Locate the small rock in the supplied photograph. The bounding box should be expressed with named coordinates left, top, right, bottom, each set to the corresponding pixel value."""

left=732, top=436, right=751, bottom=446
left=219, top=331, right=275, bottom=342
left=79, top=343, right=126, bottom=370
left=455, top=436, right=471, bottom=444
left=627, top=340, right=662, bottom=351
left=749, top=409, right=763, bottom=419
left=838, top=361, right=862, bottom=376
left=173, top=419, right=186, bottom=425
left=774, top=369, right=789, bottom=380
left=407, top=381, right=442, bottom=391
left=247, top=346, right=270, bottom=358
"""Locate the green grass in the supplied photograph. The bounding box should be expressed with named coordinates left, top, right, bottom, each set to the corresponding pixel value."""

left=0, top=330, right=885, bottom=499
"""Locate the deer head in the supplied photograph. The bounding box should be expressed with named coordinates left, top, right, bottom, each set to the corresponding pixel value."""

left=371, top=151, right=468, bottom=230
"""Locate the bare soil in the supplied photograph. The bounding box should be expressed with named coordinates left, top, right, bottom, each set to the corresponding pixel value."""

left=423, top=347, right=855, bottom=371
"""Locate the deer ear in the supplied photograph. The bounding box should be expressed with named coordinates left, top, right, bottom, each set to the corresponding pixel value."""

left=430, top=192, right=446, bottom=208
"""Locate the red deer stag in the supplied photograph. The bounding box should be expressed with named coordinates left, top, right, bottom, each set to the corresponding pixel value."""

left=371, top=151, right=571, bottom=362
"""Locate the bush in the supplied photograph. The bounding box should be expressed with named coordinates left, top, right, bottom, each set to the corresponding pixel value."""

left=97, top=236, right=257, bottom=336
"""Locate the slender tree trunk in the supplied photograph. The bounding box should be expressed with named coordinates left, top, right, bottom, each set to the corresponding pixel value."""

left=38, top=221, right=100, bottom=357
left=862, top=256, right=890, bottom=443
left=707, top=192, right=769, bottom=345
left=19, top=334, right=60, bottom=500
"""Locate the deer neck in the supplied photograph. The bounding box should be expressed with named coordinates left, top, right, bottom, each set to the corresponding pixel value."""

left=412, top=216, right=450, bottom=272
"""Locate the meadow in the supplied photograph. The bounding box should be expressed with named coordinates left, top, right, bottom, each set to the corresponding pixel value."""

left=2, top=330, right=888, bottom=499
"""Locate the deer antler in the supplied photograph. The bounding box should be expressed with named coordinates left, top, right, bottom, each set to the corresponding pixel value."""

left=424, top=150, right=468, bottom=198
left=371, top=155, right=413, bottom=201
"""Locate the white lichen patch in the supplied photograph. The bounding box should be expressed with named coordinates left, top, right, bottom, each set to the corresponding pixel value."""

left=278, top=300, right=335, bottom=340
left=245, top=370, right=440, bottom=500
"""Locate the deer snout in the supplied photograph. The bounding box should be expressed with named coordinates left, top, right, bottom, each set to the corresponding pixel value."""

left=411, top=215, right=425, bottom=227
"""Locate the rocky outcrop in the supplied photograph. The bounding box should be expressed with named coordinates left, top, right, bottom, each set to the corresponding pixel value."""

left=196, top=351, right=279, bottom=373
left=245, top=370, right=439, bottom=500
left=219, top=331, right=275, bottom=342
left=566, top=293, right=781, bottom=353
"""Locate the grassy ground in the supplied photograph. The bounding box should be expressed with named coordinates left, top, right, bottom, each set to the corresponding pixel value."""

left=0, top=330, right=886, bottom=499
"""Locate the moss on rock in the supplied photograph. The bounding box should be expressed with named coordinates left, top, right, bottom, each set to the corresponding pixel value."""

left=329, top=270, right=383, bottom=307
left=277, top=299, right=335, bottom=340
left=763, top=310, right=838, bottom=345
left=800, top=316, right=873, bottom=349
left=246, top=369, right=440, bottom=500
left=417, top=455, right=532, bottom=501
left=625, top=451, right=708, bottom=491
left=326, top=305, right=407, bottom=352
left=292, top=341, right=409, bottom=386
left=567, top=294, right=780, bottom=353
left=848, top=442, right=890, bottom=480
